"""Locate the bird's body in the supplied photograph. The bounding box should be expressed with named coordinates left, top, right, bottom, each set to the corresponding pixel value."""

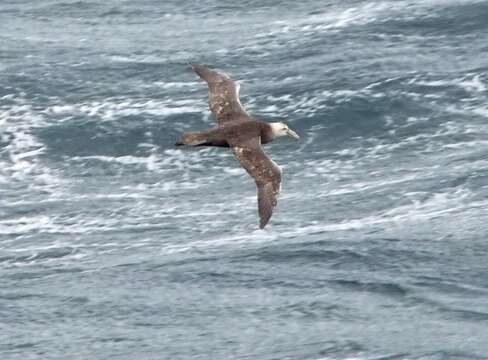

left=180, top=120, right=278, bottom=148
left=177, top=64, right=299, bottom=229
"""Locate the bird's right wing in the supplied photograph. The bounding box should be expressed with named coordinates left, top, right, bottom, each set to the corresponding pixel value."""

left=232, top=138, right=282, bottom=229
left=191, top=63, right=250, bottom=126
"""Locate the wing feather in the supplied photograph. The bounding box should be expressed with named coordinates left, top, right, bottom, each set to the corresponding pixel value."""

left=191, top=63, right=250, bottom=125
left=232, top=138, right=281, bottom=229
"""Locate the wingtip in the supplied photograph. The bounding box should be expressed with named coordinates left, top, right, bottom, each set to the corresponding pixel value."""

left=189, top=62, right=201, bottom=71
left=189, top=63, right=204, bottom=77
left=259, top=219, right=269, bottom=229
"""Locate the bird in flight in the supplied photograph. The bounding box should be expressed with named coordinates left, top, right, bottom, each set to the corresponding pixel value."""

left=176, top=64, right=299, bottom=229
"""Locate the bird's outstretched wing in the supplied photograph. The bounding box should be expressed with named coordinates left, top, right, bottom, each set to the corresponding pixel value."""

left=232, top=138, right=282, bottom=229
left=191, top=63, right=250, bottom=126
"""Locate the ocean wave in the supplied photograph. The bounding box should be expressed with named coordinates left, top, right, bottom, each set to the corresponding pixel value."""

left=282, top=188, right=482, bottom=236
left=108, top=55, right=170, bottom=65
left=412, top=74, right=486, bottom=93
left=0, top=96, right=64, bottom=190
left=257, top=2, right=402, bottom=38
left=142, top=188, right=486, bottom=256
left=2, top=1, right=488, bottom=356
left=44, top=98, right=204, bottom=122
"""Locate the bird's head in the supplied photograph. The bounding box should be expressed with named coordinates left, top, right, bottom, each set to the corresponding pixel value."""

left=270, top=122, right=300, bottom=140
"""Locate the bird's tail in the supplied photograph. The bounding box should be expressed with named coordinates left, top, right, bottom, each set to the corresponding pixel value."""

left=175, top=132, right=208, bottom=146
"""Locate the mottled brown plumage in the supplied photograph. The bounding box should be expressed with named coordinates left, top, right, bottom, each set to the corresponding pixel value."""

left=190, top=63, right=249, bottom=125
left=177, top=64, right=299, bottom=229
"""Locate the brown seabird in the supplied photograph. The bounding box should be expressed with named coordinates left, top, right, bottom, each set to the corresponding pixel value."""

left=176, top=64, right=299, bottom=229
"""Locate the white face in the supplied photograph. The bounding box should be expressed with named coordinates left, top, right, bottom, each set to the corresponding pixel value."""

left=270, top=122, right=291, bottom=137
left=270, top=122, right=300, bottom=139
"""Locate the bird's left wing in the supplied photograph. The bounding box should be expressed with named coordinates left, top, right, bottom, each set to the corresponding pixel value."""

left=191, top=63, right=250, bottom=126
left=232, top=138, right=282, bottom=229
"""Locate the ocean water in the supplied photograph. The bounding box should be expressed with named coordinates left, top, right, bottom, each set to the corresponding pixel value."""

left=1, top=0, right=488, bottom=359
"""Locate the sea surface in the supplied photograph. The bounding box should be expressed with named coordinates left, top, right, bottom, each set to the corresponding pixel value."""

left=1, top=0, right=488, bottom=359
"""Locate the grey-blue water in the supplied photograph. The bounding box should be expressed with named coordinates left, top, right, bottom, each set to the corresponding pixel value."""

left=1, top=1, right=488, bottom=359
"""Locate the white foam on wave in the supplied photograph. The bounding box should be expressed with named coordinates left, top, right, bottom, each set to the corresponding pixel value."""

left=71, top=154, right=160, bottom=169
left=445, top=104, right=488, bottom=122
left=257, top=2, right=392, bottom=38
left=157, top=187, right=484, bottom=256
left=248, top=76, right=400, bottom=118
left=0, top=215, right=54, bottom=236
left=108, top=55, right=168, bottom=64
left=0, top=207, right=180, bottom=237
left=470, top=106, right=488, bottom=119
left=255, top=0, right=458, bottom=41
left=323, top=174, right=420, bottom=197
left=248, top=1, right=424, bottom=59
left=2, top=170, right=482, bottom=258
left=342, top=116, right=488, bottom=165
left=160, top=225, right=281, bottom=255
left=442, top=139, right=488, bottom=150
left=273, top=72, right=487, bottom=121
left=152, top=81, right=200, bottom=89
left=247, top=92, right=332, bottom=118
left=299, top=189, right=481, bottom=234
left=0, top=191, right=153, bottom=209
left=108, top=48, right=196, bottom=64
left=44, top=97, right=204, bottom=122
left=0, top=96, right=64, bottom=189
left=0, top=211, right=138, bottom=237
left=298, top=2, right=390, bottom=31
left=413, top=74, right=487, bottom=94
